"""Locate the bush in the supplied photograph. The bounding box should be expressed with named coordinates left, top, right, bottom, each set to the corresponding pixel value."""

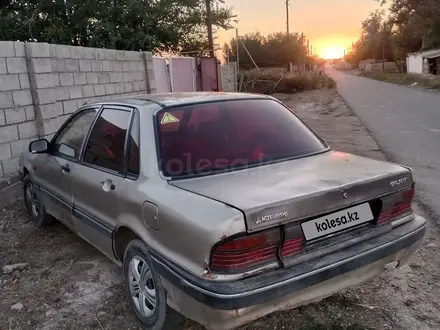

left=238, top=68, right=336, bottom=94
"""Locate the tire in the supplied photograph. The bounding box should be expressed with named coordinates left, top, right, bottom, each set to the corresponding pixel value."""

left=23, top=174, right=53, bottom=227
left=123, top=239, right=184, bottom=330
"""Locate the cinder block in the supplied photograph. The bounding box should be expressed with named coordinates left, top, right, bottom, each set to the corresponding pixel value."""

left=6, top=58, right=27, bottom=74
left=68, top=86, right=82, bottom=99
left=126, top=51, right=141, bottom=61
left=70, top=46, right=84, bottom=59
left=93, top=84, right=106, bottom=96
left=25, top=106, right=35, bottom=121
left=49, top=44, right=57, bottom=57
left=113, top=61, right=122, bottom=71
left=122, top=62, right=131, bottom=72
left=79, top=60, right=92, bottom=72
left=0, top=92, right=13, bottom=109
left=28, top=58, right=51, bottom=73
left=133, top=71, right=143, bottom=81
left=2, top=157, right=19, bottom=175
left=73, top=72, right=87, bottom=85
left=52, top=73, right=60, bottom=87
left=81, top=85, right=95, bottom=97
left=0, top=143, right=12, bottom=161
left=12, top=90, right=33, bottom=107
left=59, top=73, right=74, bottom=86
left=0, top=59, right=7, bottom=74
left=62, top=99, right=79, bottom=114
left=83, top=47, right=97, bottom=60
left=5, top=108, right=26, bottom=124
left=144, top=52, right=153, bottom=61
left=86, top=72, right=98, bottom=84
left=0, top=125, right=18, bottom=144
left=52, top=59, right=66, bottom=72
left=109, top=72, right=121, bottom=83
left=115, top=83, right=125, bottom=94
left=55, top=45, right=71, bottom=59
left=18, top=121, right=38, bottom=139
left=105, top=84, right=116, bottom=95
left=14, top=42, right=25, bottom=57
left=42, top=117, right=62, bottom=135
left=0, top=41, right=16, bottom=57
left=98, top=73, right=110, bottom=84
left=10, top=138, right=30, bottom=157
left=25, top=43, right=50, bottom=58
left=96, top=49, right=106, bottom=60
left=19, top=74, right=30, bottom=89
left=138, top=62, right=145, bottom=71
left=106, top=49, right=117, bottom=60
left=117, top=51, right=125, bottom=61
left=132, top=81, right=142, bottom=92
left=124, top=82, right=133, bottom=93
left=0, top=75, right=20, bottom=91
left=33, top=73, right=56, bottom=89
left=122, top=72, right=129, bottom=82
left=130, top=61, right=139, bottom=71
left=33, top=89, right=56, bottom=105
left=102, top=61, right=113, bottom=71
left=91, top=60, right=103, bottom=72
left=0, top=110, right=5, bottom=126
left=55, top=87, right=69, bottom=101
left=38, top=102, right=63, bottom=119
left=66, top=59, right=79, bottom=72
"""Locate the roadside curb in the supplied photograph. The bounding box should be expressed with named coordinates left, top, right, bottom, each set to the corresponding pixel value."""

left=0, top=181, right=22, bottom=209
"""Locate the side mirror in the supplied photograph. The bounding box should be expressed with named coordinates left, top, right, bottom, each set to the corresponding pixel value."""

left=58, top=143, right=76, bottom=158
left=29, top=139, right=49, bottom=154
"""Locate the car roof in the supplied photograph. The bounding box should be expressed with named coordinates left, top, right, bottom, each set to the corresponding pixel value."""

left=87, top=92, right=272, bottom=109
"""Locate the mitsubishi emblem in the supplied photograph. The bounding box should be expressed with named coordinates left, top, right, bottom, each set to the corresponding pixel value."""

left=342, top=192, right=348, bottom=199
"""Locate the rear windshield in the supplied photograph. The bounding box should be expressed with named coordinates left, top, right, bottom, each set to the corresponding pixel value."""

left=156, top=99, right=327, bottom=177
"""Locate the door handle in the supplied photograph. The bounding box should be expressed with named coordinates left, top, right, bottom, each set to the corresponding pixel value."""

left=61, top=164, right=70, bottom=173
left=101, top=179, right=115, bottom=192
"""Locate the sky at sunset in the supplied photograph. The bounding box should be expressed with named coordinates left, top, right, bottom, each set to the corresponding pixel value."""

left=217, top=0, right=382, bottom=59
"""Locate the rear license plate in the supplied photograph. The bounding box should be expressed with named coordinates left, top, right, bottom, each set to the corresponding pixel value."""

left=301, top=203, right=374, bottom=241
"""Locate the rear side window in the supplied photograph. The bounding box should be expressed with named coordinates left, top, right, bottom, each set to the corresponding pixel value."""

left=156, top=99, right=326, bottom=177
left=83, top=109, right=131, bottom=173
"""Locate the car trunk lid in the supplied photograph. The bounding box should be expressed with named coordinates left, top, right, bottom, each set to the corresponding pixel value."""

left=170, top=151, right=413, bottom=233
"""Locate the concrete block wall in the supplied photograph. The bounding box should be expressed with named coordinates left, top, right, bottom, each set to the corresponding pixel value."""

left=0, top=41, right=38, bottom=179
left=0, top=41, right=156, bottom=179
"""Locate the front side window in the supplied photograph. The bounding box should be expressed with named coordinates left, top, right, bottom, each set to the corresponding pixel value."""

left=53, top=108, right=98, bottom=159
left=83, top=108, right=131, bottom=173
left=156, top=99, right=327, bottom=177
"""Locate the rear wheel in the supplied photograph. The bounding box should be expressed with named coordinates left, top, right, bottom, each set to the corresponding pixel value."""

left=23, top=175, right=53, bottom=227
left=123, top=239, right=183, bottom=330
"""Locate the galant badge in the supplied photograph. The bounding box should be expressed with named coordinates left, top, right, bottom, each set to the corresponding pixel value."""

left=256, top=211, right=288, bottom=225
left=390, top=177, right=408, bottom=187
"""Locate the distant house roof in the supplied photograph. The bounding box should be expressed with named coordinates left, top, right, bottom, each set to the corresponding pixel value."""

left=407, top=48, right=440, bottom=58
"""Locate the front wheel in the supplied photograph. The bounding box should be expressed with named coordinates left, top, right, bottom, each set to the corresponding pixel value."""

left=23, top=175, right=53, bottom=227
left=123, top=239, right=183, bottom=330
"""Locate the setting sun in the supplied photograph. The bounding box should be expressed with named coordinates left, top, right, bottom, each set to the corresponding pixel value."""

left=321, top=46, right=345, bottom=59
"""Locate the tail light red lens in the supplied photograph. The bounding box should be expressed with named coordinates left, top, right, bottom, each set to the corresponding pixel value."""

left=211, top=228, right=305, bottom=272
left=378, top=186, right=415, bottom=225
left=211, top=229, right=279, bottom=271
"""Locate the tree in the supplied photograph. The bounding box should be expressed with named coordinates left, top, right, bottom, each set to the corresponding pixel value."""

left=0, top=0, right=235, bottom=54
left=224, top=32, right=311, bottom=69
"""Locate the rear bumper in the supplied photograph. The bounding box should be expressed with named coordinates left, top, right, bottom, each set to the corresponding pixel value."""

left=151, top=215, right=425, bottom=313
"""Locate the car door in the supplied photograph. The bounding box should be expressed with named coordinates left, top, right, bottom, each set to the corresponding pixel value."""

left=71, top=106, right=136, bottom=259
left=32, top=107, right=99, bottom=230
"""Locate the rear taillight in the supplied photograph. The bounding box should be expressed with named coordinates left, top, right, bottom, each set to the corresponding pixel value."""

left=211, top=227, right=304, bottom=272
left=378, top=186, right=415, bottom=225
left=211, top=229, right=279, bottom=271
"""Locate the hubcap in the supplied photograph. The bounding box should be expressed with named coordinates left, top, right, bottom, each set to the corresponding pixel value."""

left=26, top=183, right=40, bottom=218
left=128, top=256, right=157, bottom=318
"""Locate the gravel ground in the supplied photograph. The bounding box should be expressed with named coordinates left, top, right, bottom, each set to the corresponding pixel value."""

left=1, top=89, right=439, bottom=330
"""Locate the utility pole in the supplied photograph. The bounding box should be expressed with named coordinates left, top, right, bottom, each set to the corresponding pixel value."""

left=236, top=28, right=240, bottom=72
left=286, top=0, right=290, bottom=36
left=206, top=0, right=215, bottom=57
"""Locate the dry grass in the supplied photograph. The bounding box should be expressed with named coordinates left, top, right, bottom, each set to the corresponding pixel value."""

left=238, top=68, right=336, bottom=94
left=360, top=71, right=440, bottom=90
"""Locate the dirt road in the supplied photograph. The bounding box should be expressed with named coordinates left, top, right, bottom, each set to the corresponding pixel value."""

left=1, top=89, right=439, bottom=330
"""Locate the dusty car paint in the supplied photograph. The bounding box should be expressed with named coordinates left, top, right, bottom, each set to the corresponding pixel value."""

left=20, top=92, right=426, bottom=329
